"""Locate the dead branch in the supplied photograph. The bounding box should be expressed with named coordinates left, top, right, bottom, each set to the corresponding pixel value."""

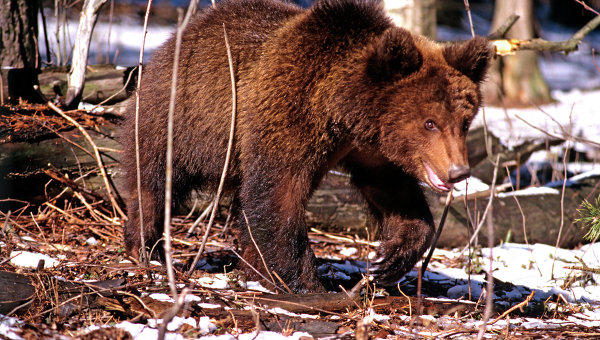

left=421, top=191, right=453, bottom=277
left=242, top=211, right=279, bottom=292
left=47, top=102, right=125, bottom=220
left=134, top=0, right=154, bottom=268
left=515, top=114, right=600, bottom=148
left=158, top=288, right=189, bottom=340
left=492, top=14, right=600, bottom=55
left=164, top=6, right=185, bottom=300
left=566, top=266, right=600, bottom=274
left=489, top=291, right=535, bottom=325
left=487, top=14, right=520, bottom=40
left=574, top=0, right=600, bottom=16
left=236, top=292, right=357, bottom=315
left=463, top=0, right=475, bottom=37
left=461, top=154, right=501, bottom=256
left=190, top=23, right=237, bottom=274
left=185, top=201, right=213, bottom=238
left=477, top=191, right=497, bottom=339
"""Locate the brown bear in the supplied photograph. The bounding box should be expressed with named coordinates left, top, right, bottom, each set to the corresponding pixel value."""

left=122, top=0, right=492, bottom=293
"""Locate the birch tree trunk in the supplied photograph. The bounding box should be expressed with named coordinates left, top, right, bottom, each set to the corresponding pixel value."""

left=65, top=0, right=107, bottom=109
left=383, top=0, right=436, bottom=40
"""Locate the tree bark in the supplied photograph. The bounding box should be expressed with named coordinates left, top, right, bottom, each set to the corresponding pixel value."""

left=0, top=0, right=40, bottom=68
left=65, top=0, right=108, bottom=109
left=0, top=0, right=44, bottom=103
left=383, top=0, right=437, bottom=40
left=483, top=0, right=552, bottom=107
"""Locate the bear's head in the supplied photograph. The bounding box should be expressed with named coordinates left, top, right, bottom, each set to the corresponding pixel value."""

left=359, top=29, right=493, bottom=192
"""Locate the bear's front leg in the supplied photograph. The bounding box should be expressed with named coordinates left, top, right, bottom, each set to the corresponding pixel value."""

left=350, top=163, right=435, bottom=286
left=237, top=168, right=325, bottom=293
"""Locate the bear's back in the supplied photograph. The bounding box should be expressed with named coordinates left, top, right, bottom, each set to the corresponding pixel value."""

left=122, top=0, right=303, bottom=184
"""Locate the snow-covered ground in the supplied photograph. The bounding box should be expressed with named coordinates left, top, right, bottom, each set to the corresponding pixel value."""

left=3, top=241, right=600, bottom=339
left=474, top=89, right=600, bottom=154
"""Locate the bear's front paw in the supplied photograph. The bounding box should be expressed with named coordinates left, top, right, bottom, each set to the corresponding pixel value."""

left=369, top=242, right=419, bottom=286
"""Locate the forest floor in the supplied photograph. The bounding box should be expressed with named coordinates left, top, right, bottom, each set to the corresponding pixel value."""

left=1, top=195, right=599, bottom=339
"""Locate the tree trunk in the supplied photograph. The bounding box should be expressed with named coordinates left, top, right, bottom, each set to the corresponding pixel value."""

left=0, top=0, right=44, bottom=103
left=0, top=0, right=39, bottom=68
left=383, top=0, right=437, bottom=40
left=65, top=0, right=108, bottom=109
left=483, top=0, right=552, bottom=107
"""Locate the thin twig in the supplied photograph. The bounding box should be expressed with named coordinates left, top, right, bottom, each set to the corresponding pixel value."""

left=189, top=23, right=237, bottom=274
left=47, top=102, right=125, bottom=220
left=92, top=64, right=137, bottom=109
left=164, top=8, right=182, bottom=298
left=184, top=199, right=199, bottom=221
left=242, top=211, right=279, bottom=291
left=2, top=210, right=11, bottom=234
left=134, top=0, right=154, bottom=266
left=271, top=271, right=293, bottom=294
left=514, top=114, right=600, bottom=148
left=460, top=154, right=501, bottom=257
left=421, top=190, right=453, bottom=277
left=158, top=288, right=189, bottom=340
left=41, top=123, right=96, bottom=160
left=552, top=118, right=573, bottom=279
left=106, top=0, right=114, bottom=63
left=574, top=0, right=600, bottom=15
left=228, top=248, right=287, bottom=294
left=463, top=0, right=475, bottom=37
left=44, top=201, right=86, bottom=224
left=477, top=196, right=495, bottom=340
left=489, top=291, right=535, bottom=325
left=164, top=0, right=200, bottom=298
left=504, top=167, right=543, bottom=278
left=185, top=201, right=213, bottom=238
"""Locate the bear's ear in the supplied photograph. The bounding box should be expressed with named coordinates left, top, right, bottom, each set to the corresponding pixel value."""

left=365, top=28, right=423, bottom=82
left=443, top=36, right=493, bottom=83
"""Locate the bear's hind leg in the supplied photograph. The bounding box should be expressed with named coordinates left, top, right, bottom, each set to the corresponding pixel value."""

left=236, top=170, right=325, bottom=293
left=124, top=186, right=165, bottom=261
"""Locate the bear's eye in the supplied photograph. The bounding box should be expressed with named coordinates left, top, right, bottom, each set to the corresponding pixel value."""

left=462, top=119, right=470, bottom=132
left=424, top=120, right=437, bottom=131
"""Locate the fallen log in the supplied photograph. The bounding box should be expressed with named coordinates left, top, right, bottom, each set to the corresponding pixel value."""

left=36, top=64, right=137, bottom=105
left=0, top=271, right=35, bottom=315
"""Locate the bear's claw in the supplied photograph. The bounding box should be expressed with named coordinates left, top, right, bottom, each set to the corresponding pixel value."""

left=369, top=247, right=413, bottom=286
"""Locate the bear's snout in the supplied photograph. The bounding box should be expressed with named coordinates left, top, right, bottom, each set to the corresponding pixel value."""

left=447, top=164, right=471, bottom=183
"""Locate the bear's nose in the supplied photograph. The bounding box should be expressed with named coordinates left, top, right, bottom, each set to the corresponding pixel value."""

left=448, top=164, right=471, bottom=183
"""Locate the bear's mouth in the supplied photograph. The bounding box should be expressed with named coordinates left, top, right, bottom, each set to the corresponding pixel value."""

left=423, top=161, right=454, bottom=192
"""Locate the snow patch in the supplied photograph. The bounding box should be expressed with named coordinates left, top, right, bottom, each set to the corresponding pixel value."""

left=10, top=251, right=59, bottom=269
left=200, top=331, right=313, bottom=340
left=0, top=314, right=23, bottom=340
left=497, top=186, right=560, bottom=198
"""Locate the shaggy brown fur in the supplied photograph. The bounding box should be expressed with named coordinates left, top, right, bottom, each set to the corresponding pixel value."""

left=122, top=0, right=492, bottom=293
